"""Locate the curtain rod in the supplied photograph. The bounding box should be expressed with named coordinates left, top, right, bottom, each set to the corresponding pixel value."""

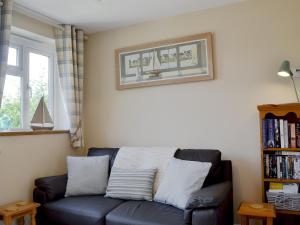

left=12, top=3, right=88, bottom=40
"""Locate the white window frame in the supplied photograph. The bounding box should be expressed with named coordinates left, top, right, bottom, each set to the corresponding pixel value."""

left=4, top=34, right=55, bottom=130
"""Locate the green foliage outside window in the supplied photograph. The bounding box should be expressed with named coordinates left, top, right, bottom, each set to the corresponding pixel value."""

left=0, top=79, right=48, bottom=131
left=0, top=100, right=21, bottom=130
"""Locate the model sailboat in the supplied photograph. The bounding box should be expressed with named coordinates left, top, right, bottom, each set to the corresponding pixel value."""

left=30, top=96, right=54, bottom=130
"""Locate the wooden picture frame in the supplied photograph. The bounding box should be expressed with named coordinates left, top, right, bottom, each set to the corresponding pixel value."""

left=115, top=32, right=214, bottom=90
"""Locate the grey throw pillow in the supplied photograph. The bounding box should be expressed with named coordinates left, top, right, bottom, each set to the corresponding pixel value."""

left=154, top=157, right=211, bottom=209
left=65, top=156, right=109, bottom=197
left=105, top=168, right=157, bottom=201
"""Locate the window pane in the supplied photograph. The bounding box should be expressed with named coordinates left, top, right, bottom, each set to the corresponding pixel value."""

left=7, top=47, right=18, bottom=66
left=0, top=75, right=21, bottom=130
left=29, top=52, right=50, bottom=120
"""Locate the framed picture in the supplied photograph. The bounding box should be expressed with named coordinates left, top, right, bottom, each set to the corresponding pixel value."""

left=115, top=32, right=214, bottom=90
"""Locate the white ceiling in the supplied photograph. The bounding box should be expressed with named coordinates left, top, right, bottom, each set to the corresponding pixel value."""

left=15, top=0, right=245, bottom=34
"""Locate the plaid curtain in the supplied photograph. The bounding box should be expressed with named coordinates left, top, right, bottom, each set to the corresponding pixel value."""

left=0, top=0, right=13, bottom=107
left=55, top=25, right=84, bottom=149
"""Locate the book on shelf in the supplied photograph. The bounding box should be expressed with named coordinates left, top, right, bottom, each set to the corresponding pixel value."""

left=291, top=123, right=296, bottom=148
left=296, top=123, right=300, bottom=148
left=270, top=182, right=283, bottom=190
left=274, top=119, right=280, bottom=148
left=269, top=182, right=299, bottom=194
left=295, top=157, right=300, bottom=179
left=262, top=118, right=299, bottom=149
left=264, top=152, right=300, bottom=179
left=284, top=120, right=288, bottom=148
left=281, top=151, right=300, bottom=155
left=265, top=154, right=270, bottom=177
left=280, top=119, right=284, bottom=148
left=267, top=119, right=275, bottom=148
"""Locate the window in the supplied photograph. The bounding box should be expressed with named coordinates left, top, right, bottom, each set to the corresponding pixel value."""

left=0, top=35, right=55, bottom=131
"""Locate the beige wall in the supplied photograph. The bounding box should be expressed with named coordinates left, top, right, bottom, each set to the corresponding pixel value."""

left=85, top=0, right=300, bottom=222
left=0, top=134, right=76, bottom=205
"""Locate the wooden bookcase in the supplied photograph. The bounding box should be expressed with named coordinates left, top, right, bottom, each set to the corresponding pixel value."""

left=257, top=103, right=300, bottom=217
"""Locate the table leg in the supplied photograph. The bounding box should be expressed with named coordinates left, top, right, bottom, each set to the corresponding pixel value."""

left=267, top=217, right=273, bottom=225
left=3, top=216, right=12, bottom=225
left=241, top=216, right=249, bottom=225
left=17, top=217, right=25, bottom=225
left=31, top=208, right=37, bottom=225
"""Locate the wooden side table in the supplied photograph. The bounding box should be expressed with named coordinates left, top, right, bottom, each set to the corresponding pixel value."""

left=238, top=202, right=276, bottom=225
left=0, top=201, right=40, bottom=225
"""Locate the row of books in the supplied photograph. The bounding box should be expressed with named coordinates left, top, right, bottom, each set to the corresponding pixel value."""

left=262, top=119, right=300, bottom=148
left=269, top=182, right=299, bottom=194
left=264, top=153, right=300, bottom=179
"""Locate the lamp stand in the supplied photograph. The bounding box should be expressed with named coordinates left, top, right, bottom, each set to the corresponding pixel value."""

left=290, top=76, right=300, bottom=103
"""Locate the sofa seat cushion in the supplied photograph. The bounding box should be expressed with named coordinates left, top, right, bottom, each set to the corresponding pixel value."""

left=43, top=195, right=124, bottom=225
left=106, top=200, right=184, bottom=225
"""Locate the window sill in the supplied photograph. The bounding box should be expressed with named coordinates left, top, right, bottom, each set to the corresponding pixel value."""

left=0, top=130, right=69, bottom=137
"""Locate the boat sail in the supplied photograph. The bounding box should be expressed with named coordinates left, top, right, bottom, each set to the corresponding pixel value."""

left=30, top=96, right=54, bottom=130
left=146, top=50, right=161, bottom=79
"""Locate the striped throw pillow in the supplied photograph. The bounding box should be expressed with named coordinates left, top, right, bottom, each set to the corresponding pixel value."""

left=105, top=168, right=157, bottom=201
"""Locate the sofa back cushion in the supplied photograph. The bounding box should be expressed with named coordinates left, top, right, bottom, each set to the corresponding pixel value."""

left=87, top=148, right=221, bottom=186
left=88, top=148, right=119, bottom=174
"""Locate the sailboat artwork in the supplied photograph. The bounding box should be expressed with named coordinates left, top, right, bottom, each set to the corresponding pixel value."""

left=116, top=33, right=214, bottom=90
left=31, top=96, right=54, bottom=130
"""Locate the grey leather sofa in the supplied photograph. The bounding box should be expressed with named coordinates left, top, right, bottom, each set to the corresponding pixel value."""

left=33, top=148, right=233, bottom=225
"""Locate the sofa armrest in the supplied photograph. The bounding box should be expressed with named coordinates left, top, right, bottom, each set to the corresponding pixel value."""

left=33, top=188, right=47, bottom=205
left=185, top=181, right=232, bottom=209
left=34, top=174, right=67, bottom=203
left=191, top=184, right=233, bottom=225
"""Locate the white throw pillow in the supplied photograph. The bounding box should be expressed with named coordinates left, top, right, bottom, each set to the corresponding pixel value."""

left=154, top=157, right=211, bottom=209
left=65, top=156, right=109, bottom=197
